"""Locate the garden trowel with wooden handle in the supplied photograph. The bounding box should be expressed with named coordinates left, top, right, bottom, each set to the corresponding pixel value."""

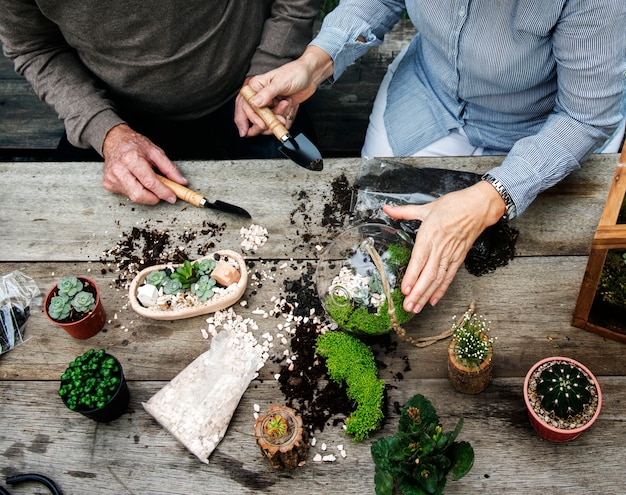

left=240, top=85, right=323, bottom=171
left=157, top=175, right=251, bottom=218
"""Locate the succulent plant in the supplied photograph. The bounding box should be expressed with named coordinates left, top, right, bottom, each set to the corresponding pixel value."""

left=535, top=362, right=593, bottom=419
left=191, top=275, right=217, bottom=302
left=265, top=414, right=288, bottom=439
left=47, top=276, right=96, bottom=321
left=59, top=349, right=122, bottom=411
left=142, top=258, right=220, bottom=300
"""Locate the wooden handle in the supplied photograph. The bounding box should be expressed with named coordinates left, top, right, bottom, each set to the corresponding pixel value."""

left=240, top=85, right=289, bottom=141
left=157, top=175, right=203, bottom=208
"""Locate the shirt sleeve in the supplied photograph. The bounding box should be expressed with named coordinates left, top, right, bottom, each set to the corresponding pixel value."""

left=309, top=0, right=406, bottom=80
left=484, top=0, right=626, bottom=218
left=0, top=0, right=124, bottom=154
left=246, top=0, right=322, bottom=76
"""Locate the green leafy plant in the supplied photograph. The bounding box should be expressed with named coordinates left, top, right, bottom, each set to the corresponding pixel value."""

left=449, top=312, right=493, bottom=370
left=316, top=331, right=385, bottom=441
left=47, top=276, right=96, bottom=321
left=59, top=349, right=122, bottom=411
left=535, top=361, right=593, bottom=419
left=371, top=394, right=474, bottom=495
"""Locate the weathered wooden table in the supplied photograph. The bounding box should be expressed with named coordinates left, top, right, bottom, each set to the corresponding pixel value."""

left=1, top=156, right=624, bottom=494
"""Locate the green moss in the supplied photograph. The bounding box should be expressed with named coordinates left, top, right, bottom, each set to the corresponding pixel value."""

left=325, top=287, right=413, bottom=336
left=316, top=332, right=385, bottom=441
left=385, top=243, right=412, bottom=271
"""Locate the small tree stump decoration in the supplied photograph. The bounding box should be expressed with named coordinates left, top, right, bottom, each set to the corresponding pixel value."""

left=254, top=405, right=309, bottom=470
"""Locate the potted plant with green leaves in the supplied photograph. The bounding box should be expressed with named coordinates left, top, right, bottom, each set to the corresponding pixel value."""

left=371, top=394, right=474, bottom=495
left=524, top=356, right=602, bottom=442
left=59, top=348, right=130, bottom=422
left=447, top=305, right=494, bottom=394
left=128, top=250, right=247, bottom=320
left=44, top=276, right=106, bottom=339
left=254, top=404, right=309, bottom=470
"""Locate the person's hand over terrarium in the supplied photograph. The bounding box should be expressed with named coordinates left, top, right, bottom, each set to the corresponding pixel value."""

left=236, top=46, right=334, bottom=137
left=102, top=124, right=188, bottom=205
left=383, top=181, right=506, bottom=314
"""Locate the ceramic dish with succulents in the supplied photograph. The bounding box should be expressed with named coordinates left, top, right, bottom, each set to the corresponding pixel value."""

left=128, top=250, right=247, bottom=320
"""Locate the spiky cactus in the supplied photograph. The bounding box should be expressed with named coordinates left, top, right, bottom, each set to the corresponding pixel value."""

left=535, top=362, right=592, bottom=419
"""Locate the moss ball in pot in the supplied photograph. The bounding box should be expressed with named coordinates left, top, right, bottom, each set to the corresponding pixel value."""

left=316, top=223, right=415, bottom=337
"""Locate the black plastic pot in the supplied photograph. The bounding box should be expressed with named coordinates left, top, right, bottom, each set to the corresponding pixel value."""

left=61, top=354, right=130, bottom=423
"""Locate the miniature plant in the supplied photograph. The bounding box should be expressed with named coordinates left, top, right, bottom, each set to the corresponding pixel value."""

left=191, top=275, right=217, bottom=302
left=449, top=312, right=493, bottom=370
left=371, top=394, right=474, bottom=495
left=535, top=362, right=593, bottom=419
left=324, top=241, right=414, bottom=337
left=265, top=414, right=288, bottom=439
left=47, top=276, right=96, bottom=321
left=143, top=258, right=218, bottom=297
left=58, top=349, right=122, bottom=411
left=316, top=331, right=385, bottom=441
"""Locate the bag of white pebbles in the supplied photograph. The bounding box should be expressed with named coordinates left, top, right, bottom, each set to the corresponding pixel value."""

left=143, top=327, right=264, bottom=463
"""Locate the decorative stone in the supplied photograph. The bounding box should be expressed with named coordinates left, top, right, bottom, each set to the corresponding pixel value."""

left=211, top=261, right=241, bottom=286
left=136, top=284, right=159, bottom=307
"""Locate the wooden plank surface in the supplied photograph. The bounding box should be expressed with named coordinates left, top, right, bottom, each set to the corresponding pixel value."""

left=1, top=155, right=624, bottom=495
left=2, top=378, right=626, bottom=495
left=0, top=154, right=618, bottom=262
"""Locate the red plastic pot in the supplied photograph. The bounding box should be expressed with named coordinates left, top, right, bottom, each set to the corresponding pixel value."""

left=524, top=356, right=602, bottom=442
left=44, top=277, right=106, bottom=339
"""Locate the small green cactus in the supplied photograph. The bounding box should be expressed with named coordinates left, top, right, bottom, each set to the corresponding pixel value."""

left=535, top=362, right=592, bottom=419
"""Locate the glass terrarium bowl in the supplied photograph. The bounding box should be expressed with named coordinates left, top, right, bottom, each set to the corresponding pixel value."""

left=316, top=223, right=415, bottom=337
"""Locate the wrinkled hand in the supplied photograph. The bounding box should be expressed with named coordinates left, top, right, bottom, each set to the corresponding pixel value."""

left=235, top=46, right=333, bottom=137
left=102, top=124, right=188, bottom=205
left=383, top=181, right=506, bottom=313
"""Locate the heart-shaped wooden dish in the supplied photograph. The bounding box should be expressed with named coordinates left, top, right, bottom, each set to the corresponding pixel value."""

left=128, top=250, right=247, bottom=320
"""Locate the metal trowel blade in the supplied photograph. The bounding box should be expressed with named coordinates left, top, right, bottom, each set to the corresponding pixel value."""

left=278, top=134, right=324, bottom=172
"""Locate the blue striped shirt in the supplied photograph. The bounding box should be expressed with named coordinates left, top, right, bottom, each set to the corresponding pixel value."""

left=313, top=0, right=626, bottom=216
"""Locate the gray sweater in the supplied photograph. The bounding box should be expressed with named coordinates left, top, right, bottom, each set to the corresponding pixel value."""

left=0, top=0, right=319, bottom=153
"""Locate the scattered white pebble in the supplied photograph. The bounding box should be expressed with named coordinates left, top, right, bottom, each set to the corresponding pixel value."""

left=310, top=437, right=317, bottom=447
left=253, top=404, right=261, bottom=413
left=321, top=443, right=327, bottom=451
left=322, top=454, right=337, bottom=462
left=313, top=454, right=322, bottom=462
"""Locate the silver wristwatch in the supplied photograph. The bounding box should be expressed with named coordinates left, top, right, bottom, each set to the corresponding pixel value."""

left=481, top=173, right=517, bottom=220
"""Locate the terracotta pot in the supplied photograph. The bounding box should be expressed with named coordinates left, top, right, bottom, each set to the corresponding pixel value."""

left=60, top=353, right=130, bottom=422
left=44, top=277, right=106, bottom=339
left=524, top=356, right=602, bottom=442
left=254, top=405, right=309, bottom=470
left=447, top=337, right=492, bottom=394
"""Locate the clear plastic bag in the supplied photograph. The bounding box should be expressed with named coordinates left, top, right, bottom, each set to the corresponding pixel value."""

left=143, top=327, right=264, bottom=463
left=0, top=271, right=42, bottom=355
left=352, top=158, right=518, bottom=276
